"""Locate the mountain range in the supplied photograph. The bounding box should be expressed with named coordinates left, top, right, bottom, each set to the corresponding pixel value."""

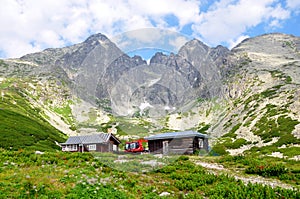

left=0, top=32, right=300, bottom=159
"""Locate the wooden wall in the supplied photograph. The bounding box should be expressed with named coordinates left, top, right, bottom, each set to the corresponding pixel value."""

left=63, top=142, right=119, bottom=153
left=148, top=137, right=209, bottom=155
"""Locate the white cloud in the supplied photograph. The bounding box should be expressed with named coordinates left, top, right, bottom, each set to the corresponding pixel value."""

left=111, top=28, right=191, bottom=56
left=125, top=29, right=162, bottom=44
left=228, top=35, right=249, bottom=49
left=0, top=0, right=297, bottom=58
left=267, top=4, right=290, bottom=22
left=0, top=0, right=89, bottom=57
left=127, top=0, right=201, bottom=28
left=0, top=0, right=170, bottom=58
left=287, top=0, right=300, bottom=10
left=192, top=0, right=291, bottom=46
left=169, top=36, right=189, bottom=50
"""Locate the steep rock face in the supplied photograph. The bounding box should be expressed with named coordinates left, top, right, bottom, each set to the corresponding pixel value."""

left=56, top=33, right=124, bottom=101
left=89, top=37, right=235, bottom=116
left=98, top=56, right=198, bottom=116
left=150, top=52, right=202, bottom=89
left=178, top=39, right=231, bottom=98
left=2, top=33, right=233, bottom=116
left=96, top=54, right=146, bottom=99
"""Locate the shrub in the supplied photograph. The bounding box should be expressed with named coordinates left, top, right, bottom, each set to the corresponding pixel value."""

left=245, top=163, right=288, bottom=177
left=224, top=138, right=247, bottom=149
left=210, top=144, right=229, bottom=156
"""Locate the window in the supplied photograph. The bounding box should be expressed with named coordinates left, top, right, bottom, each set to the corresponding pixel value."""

left=88, top=144, right=96, bottom=151
left=63, top=144, right=77, bottom=151
left=199, top=139, right=203, bottom=148
left=71, top=145, right=78, bottom=151
left=130, top=143, right=139, bottom=149
left=113, top=144, right=118, bottom=151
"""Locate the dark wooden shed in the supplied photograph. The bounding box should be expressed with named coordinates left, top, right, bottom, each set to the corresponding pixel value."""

left=145, top=131, right=209, bottom=155
left=60, top=133, right=120, bottom=153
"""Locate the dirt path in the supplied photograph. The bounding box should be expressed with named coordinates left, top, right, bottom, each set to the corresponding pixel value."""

left=194, top=161, right=295, bottom=190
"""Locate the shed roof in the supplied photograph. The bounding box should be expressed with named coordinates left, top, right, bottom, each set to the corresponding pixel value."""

left=61, top=133, right=119, bottom=145
left=145, top=131, right=208, bottom=141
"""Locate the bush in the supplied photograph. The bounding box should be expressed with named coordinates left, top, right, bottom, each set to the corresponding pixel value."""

left=245, top=163, right=288, bottom=177
left=224, top=138, right=247, bottom=149
left=210, top=144, right=229, bottom=156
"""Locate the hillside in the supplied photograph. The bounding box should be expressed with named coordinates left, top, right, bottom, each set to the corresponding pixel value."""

left=0, top=33, right=300, bottom=158
left=210, top=34, right=300, bottom=158
left=0, top=75, right=66, bottom=151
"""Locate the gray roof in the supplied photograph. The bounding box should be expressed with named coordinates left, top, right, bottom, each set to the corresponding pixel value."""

left=145, top=131, right=208, bottom=140
left=61, top=133, right=115, bottom=145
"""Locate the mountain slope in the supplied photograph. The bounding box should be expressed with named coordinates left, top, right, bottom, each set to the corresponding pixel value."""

left=1, top=33, right=300, bottom=157
left=208, top=33, right=300, bottom=157
left=0, top=77, right=66, bottom=151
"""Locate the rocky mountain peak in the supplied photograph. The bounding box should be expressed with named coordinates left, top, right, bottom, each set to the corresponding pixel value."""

left=232, top=33, right=300, bottom=54
left=131, top=55, right=147, bottom=65
left=178, top=39, right=210, bottom=55
left=149, top=52, right=168, bottom=64
left=84, top=33, right=109, bottom=44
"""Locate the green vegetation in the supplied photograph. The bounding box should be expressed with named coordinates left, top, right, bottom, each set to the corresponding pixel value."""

left=282, top=41, right=295, bottom=49
left=260, top=85, right=282, bottom=99
left=0, top=150, right=299, bottom=198
left=245, top=162, right=288, bottom=177
left=0, top=59, right=8, bottom=68
left=223, top=123, right=242, bottom=138
left=210, top=143, right=229, bottom=156
left=0, top=79, right=66, bottom=151
left=218, top=155, right=300, bottom=186
left=224, top=138, right=248, bottom=149
left=253, top=104, right=299, bottom=143
left=197, top=122, right=211, bottom=134
left=196, top=97, right=206, bottom=103
left=53, top=100, right=74, bottom=125
left=96, top=98, right=112, bottom=112
left=114, top=117, right=151, bottom=137
left=242, top=94, right=260, bottom=112
left=269, top=69, right=293, bottom=84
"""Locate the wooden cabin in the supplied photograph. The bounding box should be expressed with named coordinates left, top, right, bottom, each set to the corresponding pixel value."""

left=60, top=133, right=120, bottom=153
left=145, top=131, right=209, bottom=155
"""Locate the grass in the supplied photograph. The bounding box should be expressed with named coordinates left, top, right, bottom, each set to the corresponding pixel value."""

left=0, top=149, right=299, bottom=198
left=223, top=123, right=241, bottom=138
left=0, top=79, right=66, bottom=151
left=197, top=123, right=211, bottom=134
left=52, top=100, right=74, bottom=125
left=216, top=100, right=300, bottom=159
left=260, top=85, right=282, bottom=99
left=253, top=112, right=299, bottom=142
left=218, top=155, right=300, bottom=187
left=113, top=117, right=151, bottom=137
left=224, top=138, right=248, bottom=149
left=278, top=147, right=300, bottom=158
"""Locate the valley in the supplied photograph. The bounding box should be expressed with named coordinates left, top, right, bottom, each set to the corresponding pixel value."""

left=0, top=32, right=300, bottom=197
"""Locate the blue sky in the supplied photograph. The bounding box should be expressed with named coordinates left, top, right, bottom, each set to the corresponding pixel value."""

left=0, top=0, right=300, bottom=59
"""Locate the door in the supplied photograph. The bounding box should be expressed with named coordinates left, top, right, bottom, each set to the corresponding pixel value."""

left=163, top=141, right=169, bottom=155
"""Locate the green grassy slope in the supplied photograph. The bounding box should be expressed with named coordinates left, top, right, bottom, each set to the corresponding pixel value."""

left=0, top=79, right=66, bottom=151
